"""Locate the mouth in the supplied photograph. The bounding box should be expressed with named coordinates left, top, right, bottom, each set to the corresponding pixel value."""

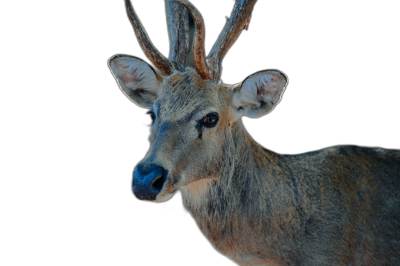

left=149, top=176, right=182, bottom=202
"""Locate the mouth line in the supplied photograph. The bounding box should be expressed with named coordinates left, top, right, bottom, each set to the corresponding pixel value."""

left=159, top=187, right=178, bottom=197
left=155, top=178, right=184, bottom=200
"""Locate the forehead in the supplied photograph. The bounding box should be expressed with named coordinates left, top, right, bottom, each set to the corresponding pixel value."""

left=155, top=68, right=221, bottom=121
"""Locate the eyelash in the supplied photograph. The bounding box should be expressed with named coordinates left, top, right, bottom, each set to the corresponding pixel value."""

left=147, top=111, right=155, bottom=125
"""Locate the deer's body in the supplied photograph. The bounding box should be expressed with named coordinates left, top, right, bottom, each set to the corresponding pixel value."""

left=108, top=0, right=400, bottom=265
left=183, top=126, right=400, bottom=265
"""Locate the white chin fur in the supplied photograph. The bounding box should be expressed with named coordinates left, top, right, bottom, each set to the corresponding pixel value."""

left=154, top=191, right=176, bottom=202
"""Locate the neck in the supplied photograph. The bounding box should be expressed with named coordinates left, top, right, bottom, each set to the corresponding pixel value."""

left=180, top=119, right=290, bottom=259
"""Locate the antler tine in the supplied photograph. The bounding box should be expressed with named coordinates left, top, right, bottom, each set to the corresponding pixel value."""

left=177, top=0, right=211, bottom=79
left=125, top=0, right=174, bottom=75
left=165, top=0, right=190, bottom=66
left=207, top=0, right=258, bottom=80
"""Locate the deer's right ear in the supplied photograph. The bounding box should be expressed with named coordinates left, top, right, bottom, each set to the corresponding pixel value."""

left=108, top=55, right=163, bottom=109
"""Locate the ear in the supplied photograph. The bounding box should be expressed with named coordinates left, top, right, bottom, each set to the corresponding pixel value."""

left=231, top=69, right=288, bottom=118
left=108, top=54, right=163, bottom=109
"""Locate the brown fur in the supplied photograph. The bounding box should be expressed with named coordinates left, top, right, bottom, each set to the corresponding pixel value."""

left=110, top=58, right=400, bottom=266
left=109, top=1, right=400, bottom=264
left=141, top=70, right=399, bottom=266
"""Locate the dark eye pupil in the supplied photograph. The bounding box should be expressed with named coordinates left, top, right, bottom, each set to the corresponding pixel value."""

left=205, top=116, right=215, bottom=124
left=201, top=113, right=219, bottom=128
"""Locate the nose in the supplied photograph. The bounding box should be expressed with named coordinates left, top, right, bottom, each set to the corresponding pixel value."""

left=132, top=163, right=168, bottom=200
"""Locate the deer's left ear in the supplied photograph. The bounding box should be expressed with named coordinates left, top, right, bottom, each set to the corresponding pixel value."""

left=231, top=70, right=288, bottom=118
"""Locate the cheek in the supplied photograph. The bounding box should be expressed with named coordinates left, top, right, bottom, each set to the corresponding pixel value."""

left=169, top=120, right=228, bottom=172
left=193, top=133, right=225, bottom=173
left=165, top=130, right=199, bottom=164
left=161, top=135, right=226, bottom=187
left=206, top=115, right=231, bottom=151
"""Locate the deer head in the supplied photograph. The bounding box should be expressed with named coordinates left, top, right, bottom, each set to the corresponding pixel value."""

left=108, top=0, right=288, bottom=202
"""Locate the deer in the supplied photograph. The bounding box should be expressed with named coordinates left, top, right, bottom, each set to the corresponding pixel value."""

left=108, top=0, right=400, bottom=265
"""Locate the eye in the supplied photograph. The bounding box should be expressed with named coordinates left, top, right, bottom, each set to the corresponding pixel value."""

left=147, top=111, right=155, bottom=124
left=200, top=112, right=219, bottom=128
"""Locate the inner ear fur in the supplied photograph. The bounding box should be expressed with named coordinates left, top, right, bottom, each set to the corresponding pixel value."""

left=108, top=54, right=164, bottom=109
left=231, top=69, right=288, bottom=118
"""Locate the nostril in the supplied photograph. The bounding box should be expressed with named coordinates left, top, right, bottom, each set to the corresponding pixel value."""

left=152, top=173, right=165, bottom=190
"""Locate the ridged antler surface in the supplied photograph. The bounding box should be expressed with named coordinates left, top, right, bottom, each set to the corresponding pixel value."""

left=179, top=0, right=257, bottom=80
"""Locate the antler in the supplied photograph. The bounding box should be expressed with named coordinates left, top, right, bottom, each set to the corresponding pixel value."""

left=125, top=0, right=191, bottom=75
left=125, top=0, right=174, bottom=75
left=165, top=0, right=190, bottom=67
left=179, top=0, right=257, bottom=80
left=207, top=0, right=257, bottom=80
left=176, top=0, right=210, bottom=79
left=125, top=0, right=257, bottom=80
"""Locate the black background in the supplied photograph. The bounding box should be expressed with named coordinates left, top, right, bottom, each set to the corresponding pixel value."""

left=54, top=0, right=400, bottom=265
